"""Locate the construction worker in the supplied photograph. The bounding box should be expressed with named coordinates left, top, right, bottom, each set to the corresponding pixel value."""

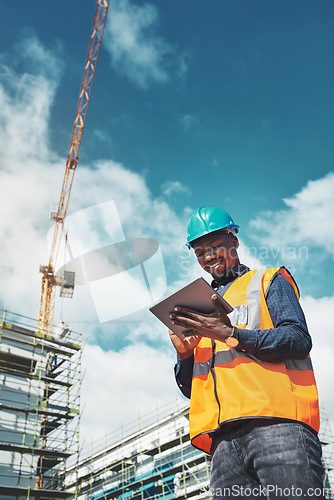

left=169, top=207, right=324, bottom=499
left=50, top=351, right=58, bottom=371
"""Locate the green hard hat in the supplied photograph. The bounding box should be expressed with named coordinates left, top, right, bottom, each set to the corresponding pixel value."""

left=186, top=207, right=239, bottom=247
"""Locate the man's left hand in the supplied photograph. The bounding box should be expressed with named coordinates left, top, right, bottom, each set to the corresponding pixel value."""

left=169, top=294, right=234, bottom=343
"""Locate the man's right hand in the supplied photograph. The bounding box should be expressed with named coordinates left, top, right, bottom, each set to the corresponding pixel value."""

left=168, top=329, right=201, bottom=360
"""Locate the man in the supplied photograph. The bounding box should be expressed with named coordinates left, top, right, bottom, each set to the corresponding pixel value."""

left=169, top=206, right=324, bottom=499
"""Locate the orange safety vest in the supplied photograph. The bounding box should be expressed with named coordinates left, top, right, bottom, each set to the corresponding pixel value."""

left=190, top=267, right=320, bottom=454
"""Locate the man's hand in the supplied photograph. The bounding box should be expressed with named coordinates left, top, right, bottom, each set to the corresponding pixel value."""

left=168, top=329, right=201, bottom=360
left=169, top=294, right=233, bottom=343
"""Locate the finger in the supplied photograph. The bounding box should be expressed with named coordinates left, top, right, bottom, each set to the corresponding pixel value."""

left=168, top=329, right=178, bottom=337
left=168, top=328, right=186, bottom=344
left=170, top=315, right=201, bottom=329
left=182, top=329, right=200, bottom=337
left=172, top=306, right=209, bottom=318
left=211, top=293, right=227, bottom=316
left=172, top=309, right=207, bottom=321
left=183, top=333, right=202, bottom=347
left=172, top=305, right=193, bottom=314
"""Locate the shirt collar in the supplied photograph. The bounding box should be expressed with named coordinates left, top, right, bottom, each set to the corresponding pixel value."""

left=211, top=264, right=250, bottom=289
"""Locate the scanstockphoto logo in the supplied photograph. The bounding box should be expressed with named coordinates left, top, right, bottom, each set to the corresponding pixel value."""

left=48, top=201, right=167, bottom=323
left=200, top=485, right=333, bottom=498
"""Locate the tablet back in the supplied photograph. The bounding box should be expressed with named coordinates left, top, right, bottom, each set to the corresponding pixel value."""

left=149, top=277, right=233, bottom=339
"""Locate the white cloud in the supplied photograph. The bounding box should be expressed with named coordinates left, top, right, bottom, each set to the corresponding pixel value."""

left=0, top=33, right=62, bottom=165
left=0, top=34, right=65, bottom=314
left=0, top=161, right=63, bottom=312
left=2, top=32, right=334, bottom=453
left=78, top=290, right=334, bottom=448
left=15, top=31, right=63, bottom=81
left=161, top=180, right=190, bottom=197
left=92, top=128, right=113, bottom=147
left=209, top=158, right=220, bottom=168
left=300, top=295, right=334, bottom=432
left=0, top=33, right=192, bottom=328
left=69, top=161, right=190, bottom=259
left=80, top=341, right=183, bottom=446
left=0, top=33, right=190, bottom=320
left=249, top=172, right=334, bottom=257
left=178, top=113, right=200, bottom=133
left=237, top=238, right=266, bottom=270
left=0, top=33, right=188, bottom=449
left=104, top=0, right=187, bottom=88
left=55, top=164, right=193, bottom=325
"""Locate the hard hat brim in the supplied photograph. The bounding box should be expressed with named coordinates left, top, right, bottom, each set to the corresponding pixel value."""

left=186, top=225, right=239, bottom=247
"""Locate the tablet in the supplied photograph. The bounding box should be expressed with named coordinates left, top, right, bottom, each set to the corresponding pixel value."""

left=149, top=277, right=233, bottom=339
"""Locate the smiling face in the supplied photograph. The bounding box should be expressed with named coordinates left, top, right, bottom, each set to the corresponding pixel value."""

left=192, top=229, right=240, bottom=282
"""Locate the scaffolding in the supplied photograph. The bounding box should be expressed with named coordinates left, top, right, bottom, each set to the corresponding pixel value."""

left=66, top=400, right=334, bottom=500
left=2, top=307, right=332, bottom=499
left=0, top=309, right=81, bottom=499
left=320, top=405, right=334, bottom=498
left=65, top=401, right=211, bottom=499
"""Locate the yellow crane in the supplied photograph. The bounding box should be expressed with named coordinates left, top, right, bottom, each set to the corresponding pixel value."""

left=37, top=0, right=110, bottom=337
left=35, top=0, right=110, bottom=490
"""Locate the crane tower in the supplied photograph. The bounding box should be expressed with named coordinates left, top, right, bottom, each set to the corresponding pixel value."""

left=37, top=0, right=110, bottom=337
left=34, top=0, right=110, bottom=492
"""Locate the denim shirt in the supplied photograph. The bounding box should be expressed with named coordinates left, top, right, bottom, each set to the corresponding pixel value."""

left=175, top=265, right=312, bottom=399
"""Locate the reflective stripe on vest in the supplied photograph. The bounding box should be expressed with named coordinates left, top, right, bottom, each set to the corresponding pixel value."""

left=193, top=349, right=314, bottom=378
left=190, top=267, right=320, bottom=454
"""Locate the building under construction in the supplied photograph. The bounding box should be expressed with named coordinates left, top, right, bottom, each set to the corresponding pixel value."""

left=0, top=309, right=81, bottom=500
left=1, top=309, right=334, bottom=499
left=63, top=401, right=334, bottom=500
left=65, top=401, right=211, bottom=500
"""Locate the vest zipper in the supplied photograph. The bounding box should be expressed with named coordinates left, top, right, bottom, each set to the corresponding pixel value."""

left=210, top=339, right=221, bottom=426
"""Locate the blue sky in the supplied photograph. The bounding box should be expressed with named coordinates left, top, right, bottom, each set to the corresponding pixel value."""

left=1, top=0, right=334, bottom=445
